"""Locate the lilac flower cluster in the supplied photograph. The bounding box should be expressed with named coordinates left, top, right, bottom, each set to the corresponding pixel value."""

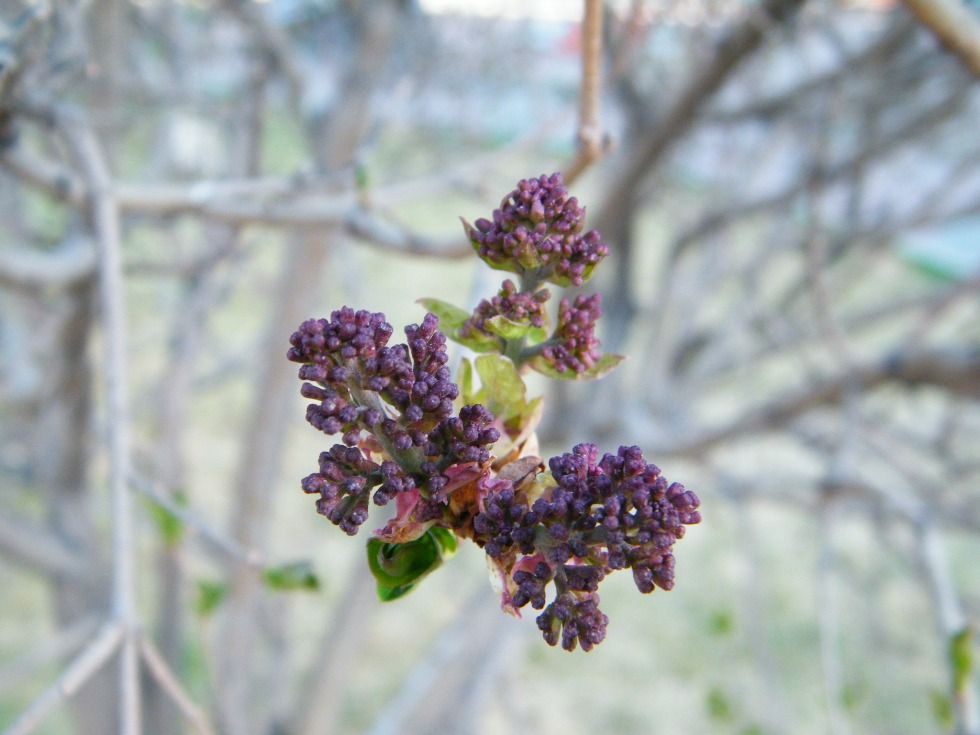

left=292, top=174, right=701, bottom=653
left=459, top=279, right=551, bottom=342
left=463, top=173, right=609, bottom=287
left=470, top=443, right=701, bottom=651
left=289, top=309, right=498, bottom=535
left=539, top=294, right=603, bottom=374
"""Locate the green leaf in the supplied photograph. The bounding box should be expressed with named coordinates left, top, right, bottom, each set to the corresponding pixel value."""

left=428, top=526, right=459, bottom=557
left=459, top=358, right=476, bottom=404
left=454, top=331, right=501, bottom=354
left=529, top=353, right=625, bottom=381
left=484, top=315, right=531, bottom=340
left=708, top=610, right=734, bottom=636
left=482, top=316, right=549, bottom=349
left=416, top=298, right=471, bottom=333
left=930, top=689, right=955, bottom=729
left=196, top=580, right=227, bottom=617
left=355, top=163, right=370, bottom=191
left=524, top=324, right=549, bottom=347
left=950, top=627, right=973, bottom=694
left=547, top=261, right=601, bottom=288
left=473, top=354, right=527, bottom=425
left=366, top=528, right=457, bottom=602
left=584, top=354, right=626, bottom=379
left=841, top=682, right=867, bottom=712
left=706, top=687, right=734, bottom=722
left=145, top=491, right=187, bottom=547
left=262, top=560, right=321, bottom=592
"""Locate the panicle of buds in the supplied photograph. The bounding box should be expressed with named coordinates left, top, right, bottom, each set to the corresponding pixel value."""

left=540, top=294, right=603, bottom=374
left=459, top=279, right=551, bottom=342
left=469, top=443, right=700, bottom=651
left=463, top=173, right=608, bottom=287
left=290, top=174, right=700, bottom=653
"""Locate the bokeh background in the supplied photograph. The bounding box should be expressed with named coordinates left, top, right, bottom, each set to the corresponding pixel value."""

left=1, top=0, right=979, bottom=734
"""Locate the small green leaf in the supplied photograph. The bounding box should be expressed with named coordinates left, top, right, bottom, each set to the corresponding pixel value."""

left=262, top=560, right=320, bottom=592
left=706, top=687, right=734, bottom=722
left=529, top=353, right=625, bottom=381
left=459, top=358, right=476, bottom=404
left=145, top=491, right=187, bottom=547
left=473, top=354, right=528, bottom=425
left=454, top=331, right=501, bottom=354
left=428, top=527, right=459, bottom=557
left=355, top=163, right=369, bottom=191
left=485, top=315, right=531, bottom=340
left=930, top=689, right=955, bottom=729
left=708, top=610, right=734, bottom=636
left=196, top=580, right=227, bottom=617
left=416, top=298, right=471, bottom=333
left=841, top=682, right=867, bottom=712
left=584, top=354, right=626, bottom=379
left=547, top=261, right=601, bottom=288
left=366, top=528, right=457, bottom=602
left=524, top=324, right=549, bottom=347
left=517, top=396, right=543, bottom=432
left=950, top=627, right=973, bottom=694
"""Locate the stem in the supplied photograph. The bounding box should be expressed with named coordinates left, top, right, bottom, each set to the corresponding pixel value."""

left=65, top=122, right=141, bottom=735
left=518, top=268, right=547, bottom=294
left=347, top=383, right=423, bottom=474
left=503, top=335, right=527, bottom=367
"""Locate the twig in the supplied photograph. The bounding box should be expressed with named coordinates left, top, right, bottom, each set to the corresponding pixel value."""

left=344, top=208, right=470, bottom=259
left=365, top=590, right=489, bottom=735
left=0, top=236, right=95, bottom=290
left=131, top=473, right=264, bottom=568
left=295, top=565, right=377, bottom=735
left=564, top=0, right=606, bottom=183
left=0, top=615, right=100, bottom=694
left=901, top=0, right=980, bottom=77
left=816, top=413, right=857, bottom=735
left=638, top=348, right=980, bottom=458
left=669, top=87, right=968, bottom=258
left=139, top=635, right=217, bottom=735
left=62, top=120, right=141, bottom=735
left=2, top=622, right=124, bottom=735
left=918, top=524, right=980, bottom=735
left=0, top=512, right=87, bottom=578
left=596, top=0, right=808, bottom=227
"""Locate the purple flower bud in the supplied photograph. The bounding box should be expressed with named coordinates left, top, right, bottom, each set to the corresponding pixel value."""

left=539, top=294, right=603, bottom=375
left=463, top=173, right=608, bottom=286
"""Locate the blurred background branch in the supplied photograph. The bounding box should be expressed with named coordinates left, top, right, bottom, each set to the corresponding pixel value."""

left=1, top=0, right=979, bottom=734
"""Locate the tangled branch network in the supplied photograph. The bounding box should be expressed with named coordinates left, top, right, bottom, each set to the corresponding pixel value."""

left=288, top=173, right=701, bottom=651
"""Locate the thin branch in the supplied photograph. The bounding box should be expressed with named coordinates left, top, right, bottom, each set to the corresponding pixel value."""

left=61, top=119, right=141, bottom=735
left=919, top=523, right=980, bottom=735
left=0, top=616, right=99, bottom=694
left=0, top=512, right=87, bottom=578
left=365, top=591, right=489, bottom=735
left=139, top=635, right=217, bottom=735
left=344, top=208, right=470, bottom=259
left=1, top=149, right=470, bottom=257
left=0, top=236, right=95, bottom=290
left=670, top=87, right=968, bottom=257
left=642, top=349, right=980, bottom=457
left=131, top=474, right=264, bottom=568
left=902, top=0, right=980, bottom=77
left=704, top=19, right=916, bottom=123
left=564, top=0, right=606, bottom=183
left=597, top=0, right=808, bottom=226
left=2, top=622, right=124, bottom=735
